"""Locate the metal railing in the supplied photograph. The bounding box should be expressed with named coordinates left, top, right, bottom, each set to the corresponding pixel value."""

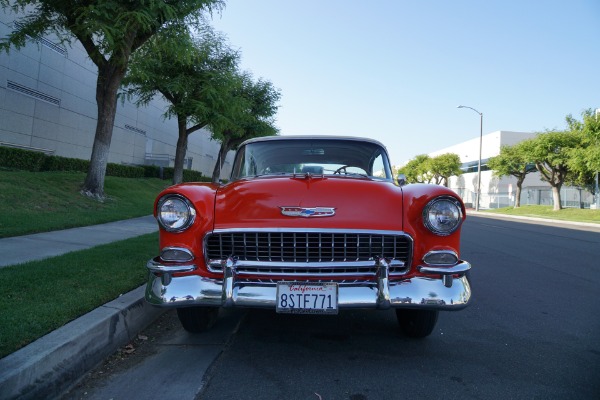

left=453, top=187, right=596, bottom=209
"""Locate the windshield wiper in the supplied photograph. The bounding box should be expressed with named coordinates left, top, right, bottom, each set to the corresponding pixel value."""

left=339, top=172, right=370, bottom=178
left=253, top=172, right=293, bottom=177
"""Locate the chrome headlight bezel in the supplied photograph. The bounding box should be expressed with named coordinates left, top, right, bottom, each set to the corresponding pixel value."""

left=422, top=196, right=463, bottom=236
left=156, top=194, right=196, bottom=233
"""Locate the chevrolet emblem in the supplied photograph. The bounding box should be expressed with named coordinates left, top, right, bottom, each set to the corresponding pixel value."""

left=280, top=206, right=336, bottom=218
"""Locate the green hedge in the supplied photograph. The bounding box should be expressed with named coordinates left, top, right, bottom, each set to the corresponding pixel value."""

left=142, top=165, right=161, bottom=178
left=0, top=147, right=47, bottom=172
left=162, top=167, right=210, bottom=182
left=42, top=155, right=89, bottom=173
left=106, top=163, right=144, bottom=178
left=0, top=146, right=206, bottom=181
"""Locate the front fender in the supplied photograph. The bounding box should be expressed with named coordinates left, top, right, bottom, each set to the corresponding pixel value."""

left=401, top=184, right=466, bottom=270
left=154, top=183, right=219, bottom=275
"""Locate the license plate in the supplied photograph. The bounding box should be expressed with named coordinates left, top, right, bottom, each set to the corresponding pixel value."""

left=276, top=282, right=338, bottom=314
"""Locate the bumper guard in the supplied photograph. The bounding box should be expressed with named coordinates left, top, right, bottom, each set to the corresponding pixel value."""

left=145, top=257, right=472, bottom=311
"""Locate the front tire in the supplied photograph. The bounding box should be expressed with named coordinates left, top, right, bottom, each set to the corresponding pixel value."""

left=177, top=307, right=219, bottom=333
left=396, top=309, right=439, bottom=338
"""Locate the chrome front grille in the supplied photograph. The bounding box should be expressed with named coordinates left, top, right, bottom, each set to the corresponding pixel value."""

left=205, top=229, right=412, bottom=276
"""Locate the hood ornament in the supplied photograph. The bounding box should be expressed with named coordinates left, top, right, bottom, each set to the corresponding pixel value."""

left=280, top=206, right=336, bottom=218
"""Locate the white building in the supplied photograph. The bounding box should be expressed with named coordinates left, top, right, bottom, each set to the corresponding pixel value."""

left=428, top=130, right=595, bottom=209
left=0, top=11, right=232, bottom=178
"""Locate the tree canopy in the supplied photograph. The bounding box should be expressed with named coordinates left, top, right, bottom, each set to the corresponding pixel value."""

left=428, top=153, right=462, bottom=187
left=487, top=140, right=536, bottom=207
left=1, top=0, right=223, bottom=198
left=398, top=153, right=461, bottom=187
left=123, top=22, right=239, bottom=184
left=397, top=154, right=432, bottom=184
left=528, top=129, right=581, bottom=210
left=565, top=108, right=600, bottom=194
left=210, top=71, right=281, bottom=182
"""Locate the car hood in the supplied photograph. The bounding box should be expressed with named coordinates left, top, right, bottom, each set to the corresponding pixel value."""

left=213, top=176, right=403, bottom=231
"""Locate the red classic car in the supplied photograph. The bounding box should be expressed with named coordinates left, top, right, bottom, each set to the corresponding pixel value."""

left=145, top=136, right=471, bottom=338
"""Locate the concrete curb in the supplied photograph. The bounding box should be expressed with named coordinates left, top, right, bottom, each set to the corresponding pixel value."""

left=0, top=286, right=165, bottom=400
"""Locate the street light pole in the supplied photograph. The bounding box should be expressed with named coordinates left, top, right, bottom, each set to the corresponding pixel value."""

left=594, top=108, right=600, bottom=210
left=457, top=105, right=483, bottom=211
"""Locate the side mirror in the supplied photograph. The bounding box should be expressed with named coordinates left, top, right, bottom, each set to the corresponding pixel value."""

left=397, top=173, right=407, bottom=187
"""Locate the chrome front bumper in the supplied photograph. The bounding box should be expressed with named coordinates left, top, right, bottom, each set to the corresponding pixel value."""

left=145, top=259, right=472, bottom=311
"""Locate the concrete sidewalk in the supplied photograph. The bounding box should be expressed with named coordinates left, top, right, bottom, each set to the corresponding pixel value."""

left=0, top=216, right=164, bottom=400
left=0, top=215, right=158, bottom=267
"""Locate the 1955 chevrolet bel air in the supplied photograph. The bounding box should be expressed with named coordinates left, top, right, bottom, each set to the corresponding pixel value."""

left=145, top=136, right=471, bottom=338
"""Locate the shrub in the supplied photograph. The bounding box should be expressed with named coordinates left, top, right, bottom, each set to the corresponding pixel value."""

left=42, top=155, right=89, bottom=172
left=141, top=165, right=161, bottom=178
left=0, top=146, right=209, bottom=181
left=161, top=167, right=174, bottom=181
left=162, top=167, right=208, bottom=182
left=0, top=147, right=47, bottom=171
left=106, top=163, right=145, bottom=178
left=182, top=169, right=206, bottom=182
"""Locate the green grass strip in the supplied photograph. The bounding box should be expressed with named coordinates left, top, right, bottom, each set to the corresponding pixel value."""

left=483, top=205, right=600, bottom=224
left=0, top=171, right=168, bottom=238
left=0, top=233, right=158, bottom=359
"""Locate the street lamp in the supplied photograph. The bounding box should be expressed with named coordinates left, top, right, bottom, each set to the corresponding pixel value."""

left=595, top=108, right=600, bottom=209
left=457, top=105, right=483, bottom=211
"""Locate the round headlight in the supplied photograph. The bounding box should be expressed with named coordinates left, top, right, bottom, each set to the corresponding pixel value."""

left=423, top=196, right=463, bottom=236
left=157, top=195, right=196, bottom=232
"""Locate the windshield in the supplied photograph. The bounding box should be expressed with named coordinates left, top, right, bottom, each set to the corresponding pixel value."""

left=230, top=138, right=393, bottom=181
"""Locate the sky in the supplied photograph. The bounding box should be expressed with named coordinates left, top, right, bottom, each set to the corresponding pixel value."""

left=210, top=0, right=600, bottom=166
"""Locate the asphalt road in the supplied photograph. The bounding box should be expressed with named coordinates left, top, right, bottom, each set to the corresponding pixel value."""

left=63, top=216, right=600, bottom=400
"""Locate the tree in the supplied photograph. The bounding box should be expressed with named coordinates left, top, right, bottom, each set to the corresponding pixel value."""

left=210, top=72, right=281, bottom=182
left=428, top=153, right=462, bottom=187
left=0, top=0, right=223, bottom=198
left=528, top=130, right=580, bottom=211
left=398, top=154, right=432, bottom=184
left=565, top=109, right=600, bottom=195
left=487, top=140, right=535, bottom=207
left=123, top=23, right=239, bottom=184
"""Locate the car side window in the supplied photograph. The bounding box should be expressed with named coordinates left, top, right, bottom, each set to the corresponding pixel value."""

left=371, top=152, right=386, bottom=178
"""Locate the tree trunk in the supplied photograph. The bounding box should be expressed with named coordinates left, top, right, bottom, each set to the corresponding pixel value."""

left=211, top=150, right=221, bottom=183
left=211, top=142, right=229, bottom=183
left=172, top=116, right=189, bottom=185
left=551, top=184, right=562, bottom=211
left=535, top=162, right=564, bottom=211
left=514, top=185, right=522, bottom=208
left=514, top=175, right=525, bottom=208
left=81, top=64, right=126, bottom=200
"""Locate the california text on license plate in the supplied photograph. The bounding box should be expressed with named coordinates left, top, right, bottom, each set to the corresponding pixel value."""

left=276, top=282, right=338, bottom=315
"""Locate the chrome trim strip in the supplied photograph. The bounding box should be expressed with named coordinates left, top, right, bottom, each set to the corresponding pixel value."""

left=206, top=259, right=407, bottom=278
left=207, top=259, right=405, bottom=269
left=146, top=258, right=197, bottom=273
left=418, top=260, right=471, bottom=275
left=214, top=271, right=378, bottom=278
left=210, top=227, right=412, bottom=236
left=145, top=273, right=471, bottom=310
